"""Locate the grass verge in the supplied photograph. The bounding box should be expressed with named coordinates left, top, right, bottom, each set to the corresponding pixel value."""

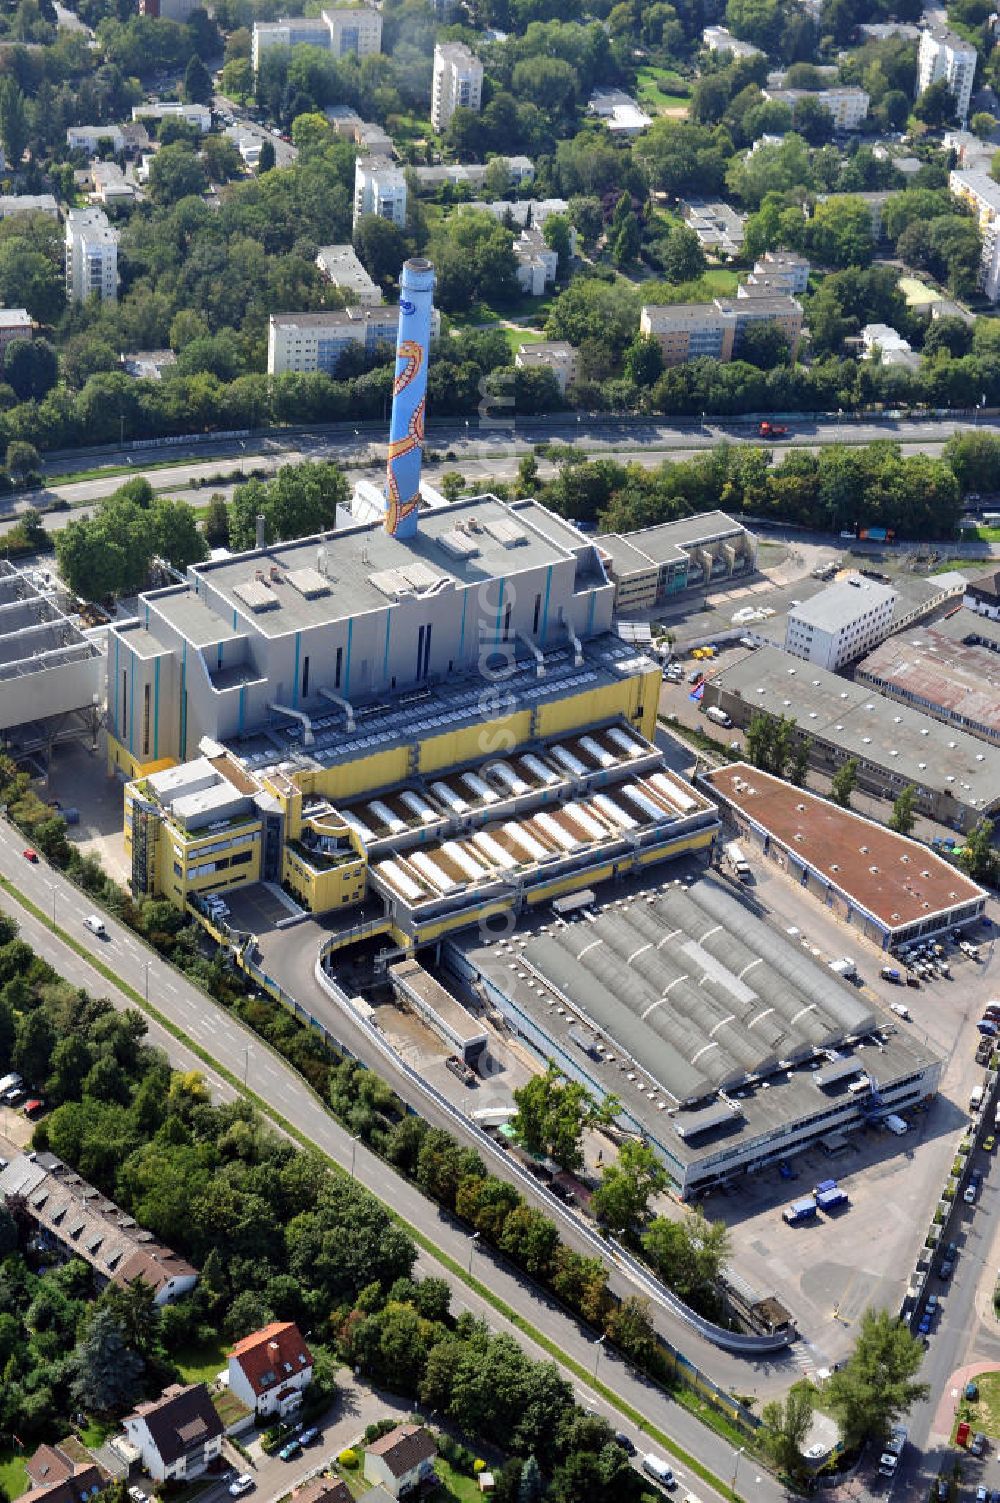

left=0, top=1453, right=28, bottom=1500
left=0, top=871, right=747, bottom=1500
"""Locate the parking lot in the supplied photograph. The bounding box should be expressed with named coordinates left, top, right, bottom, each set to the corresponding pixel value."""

left=698, top=841, right=999, bottom=1375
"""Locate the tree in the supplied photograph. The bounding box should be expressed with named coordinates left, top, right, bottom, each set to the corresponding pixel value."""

left=518, top=1456, right=544, bottom=1503
left=592, top=1140, right=667, bottom=1233
left=624, top=333, right=664, bottom=389
left=71, top=1308, right=145, bottom=1416
left=825, top=1309, right=929, bottom=1448
left=0, top=78, right=29, bottom=169
left=148, top=142, right=207, bottom=204
left=789, top=738, right=810, bottom=788
left=204, top=494, right=230, bottom=547
left=542, top=214, right=573, bottom=279
left=662, top=224, right=705, bottom=283
left=761, top=1381, right=814, bottom=1477
left=5, top=338, right=57, bottom=403
left=914, top=79, right=954, bottom=127
left=518, top=454, right=540, bottom=493
left=830, top=757, right=858, bottom=808
left=512, top=1063, right=616, bottom=1173
left=970, top=112, right=997, bottom=141
left=257, top=137, right=276, bottom=173
left=957, top=820, right=1000, bottom=887
left=354, top=214, right=408, bottom=285
left=6, top=439, right=39, bottom=481
left=183, top=53, right=212, bottom=105
left=889, top=784, right=918, bottom=836
left=100, top=1276, right=161, bottom=1359
left=643, top=1208, right=730, bottom=1309
left=738, top=322, right=790, bottom=370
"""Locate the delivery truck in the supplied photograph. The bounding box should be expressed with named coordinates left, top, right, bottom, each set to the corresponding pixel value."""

left=782, top=1197, right=818, bottom=1225
left=814, top=1179, right=849, bottom=1212
left=725, top=841, right=751, bottom=882
left=706, top=706, right=732, bottom=728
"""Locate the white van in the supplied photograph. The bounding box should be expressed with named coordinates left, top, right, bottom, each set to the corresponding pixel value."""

left=82, top=914, right=107, bottom=937
left=970, top=1085, right=985, bottom=1112
left=642, top=1454, right=676, bottom=1488
left=884, top=1114, right=908, bottom=1136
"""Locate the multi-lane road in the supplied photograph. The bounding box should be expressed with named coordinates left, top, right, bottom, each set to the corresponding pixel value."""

left=4, top=412, right=1000, bottom=548
left=0, top=820, right=782, bottom=1503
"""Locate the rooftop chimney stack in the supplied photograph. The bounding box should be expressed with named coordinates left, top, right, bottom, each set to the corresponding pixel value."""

left=384, top=257, right=435, bottom=539
left=255, top=514, right=267, bottom=550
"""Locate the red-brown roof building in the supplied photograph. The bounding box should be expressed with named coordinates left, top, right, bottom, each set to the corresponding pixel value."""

left=227, top=1322, right=313, bottom=1418
left=702, top=763, right=986, bottom=949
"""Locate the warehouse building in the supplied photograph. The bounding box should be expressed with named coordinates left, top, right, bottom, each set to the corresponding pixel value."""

left=701, top=764, right=986, bottom=949
left=448, top=874, right=942, bottom=1197
left=596, top=512, right=758, bottom=613
left=856, top=626, right=1000, bottom=746
left=705, top=646, right=1000, bottom=832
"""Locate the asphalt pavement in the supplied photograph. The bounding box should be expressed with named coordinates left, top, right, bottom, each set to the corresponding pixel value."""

left=0, top=821, right=785, bottom=1503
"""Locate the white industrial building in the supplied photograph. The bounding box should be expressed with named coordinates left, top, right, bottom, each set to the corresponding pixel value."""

left=430, top=42, right=483, bottom=133
left=315, top=244, right=382, bottom=305
left=949, top=171, right=1000, bottom=302
left=65, top=207, right=119, bottom=303
left=353, top=156, right=407, bottom=230
left=267, top=304, right=440, bottom=375
left=784, top=574, right=896, bottom=670
left=917, top=25, right=977, bottom=122
left=0, top=560, right=104, bottom=756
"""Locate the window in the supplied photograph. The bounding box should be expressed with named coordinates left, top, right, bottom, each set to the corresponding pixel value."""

left=533, top=593, right=541, bottom=634
left=335, top=646, right=343, bottom=688
left=142, top=683, right=151, bottom=758
left=302, top=654, right=310, bottom=699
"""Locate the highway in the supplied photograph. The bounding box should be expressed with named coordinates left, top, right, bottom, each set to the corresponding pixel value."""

left=3, top=412, right=1000, bottom=545
left=0, top=820, right=784, bottom=1503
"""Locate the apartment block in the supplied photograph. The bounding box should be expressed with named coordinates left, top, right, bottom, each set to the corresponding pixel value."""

left=753, top=250, right=810, bottom=295
left=784, top=574, right=897, bottom=670
left=431, top=42, right=483, bottom=132
left=641, top=296, right=802, bottom=366
left=702, top=25, right=762, bottom=57
left=139, top=0, right=202, bottom=18
left=949, top=170, right=1000, bottom=302
left=764, top=85, right=870, bottom=130
left=65, top=208, right=119, bottom=303
left=353, top=156, right=407, bottom=229
left=267, top=305, right=440, bottom=376
left=514, top=340, right=579, bottom=396
left=918, top=25, right=977, bottom=123
left=679, top=197, right=746, bottom=256
left=132, top=102, right=211, bottom=133
left=514, top=225, right=557, bottom=295
left=252, top=7, right=381, bottom=71
left=315, top=244, right=382, bottom=305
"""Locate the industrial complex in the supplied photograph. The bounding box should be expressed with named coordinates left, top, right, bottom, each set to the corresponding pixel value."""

left=705, top=645, right=1000, bottom=832
left=0, top=559, right=103, bottom=759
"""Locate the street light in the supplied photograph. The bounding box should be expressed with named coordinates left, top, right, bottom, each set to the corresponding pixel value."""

left=144, top=957, right=150, bottom=1004
left=593, top=1333, right=606, bottom=1377
left=45, top=881, right=55, bottom=925
left=243, top=1045, right=250, bottom=1089
left=350, top=1133, right=360, bottom=1179
left=732, top=1445, right=746, bottom=1494
left=468, top=1230, right=481, bottom=1273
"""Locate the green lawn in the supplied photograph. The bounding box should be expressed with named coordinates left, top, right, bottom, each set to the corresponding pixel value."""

left=0, top=1453, right=28, bottom=1500
left=77, top=1420, right=116, bottom=1449
left=643, top=269, right=741, bottom=302
left=503, top=326, right=545, bottom=352
left=962, top=525, right=1000, bottom=542
left=954, top=1371, right=1000, bottom=1440
left=446, top=290, right=556, bottom=330
left=173, top=1333, right=229, bottom=1385
left=636, top=66, right=690, bottom=115
left=431, top=1459, right=487, bottom=1501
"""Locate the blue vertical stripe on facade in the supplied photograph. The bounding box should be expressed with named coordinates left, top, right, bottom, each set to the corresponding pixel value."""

left=113, top=636, right=119, bottom=739
left=238, top=684, right=246, bottom=735
left=344, top=617, right=353, bottom=696
left=540, top=565, right=552, bottom=645
left=153, top=659, right=160, bottom=760
left=494, top=577, right=504, bottom=645
left=179, top=644, right=187, bottom=761
left=128, top=655, right=135, bottom=755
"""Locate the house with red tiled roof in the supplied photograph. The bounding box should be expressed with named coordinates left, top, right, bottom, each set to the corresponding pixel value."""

left=24, top=1440, right=106, bottom=1503
left=227, top=1322, right=313, bottom=1418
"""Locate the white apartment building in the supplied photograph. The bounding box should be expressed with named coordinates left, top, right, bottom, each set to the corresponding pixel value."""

left=702, top=25, right=762, bottom=57
left=268, top=305, right=440, bottom=375
left=132, top=102, right=211, bottom=133
left=67, top=124, right=125, bottom=153
left=949, top=170, right=1000, bottom=302
left=917, top=26, right=977, bottom=122
left=514, top=340, right=579, bottom=396
left=431, top=42, right=483, bottom=133
left=784, top=574, right=897, bottom=670
left=764, top=86, right=870, bottom=130
left=252, top=7, right=381, bottom=71
left=353, top=156, right=407, bottom=229
left=65, top=208, right=119, bottom=303
left=315, top=243, right=383, bottom=305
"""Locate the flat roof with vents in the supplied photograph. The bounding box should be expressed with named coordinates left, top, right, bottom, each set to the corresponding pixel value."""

left=702, top=763, right=986, bottom=940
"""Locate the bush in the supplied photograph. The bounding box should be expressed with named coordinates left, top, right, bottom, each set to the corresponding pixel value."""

left=474, top=1459, right=487, bottom=1473
left=338, top=1449, right=359, bottom=1470
left=363, top=1419, right=399, bottom=1445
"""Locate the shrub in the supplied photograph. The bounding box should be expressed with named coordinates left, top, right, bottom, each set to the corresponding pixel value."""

left=338, top=1449, right=359, bottom=1470
left=474, top=1459, right=487, bottom=1473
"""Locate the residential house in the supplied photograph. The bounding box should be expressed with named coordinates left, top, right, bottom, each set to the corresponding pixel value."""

left=513, top=225, right=557, bottom=294
left=227, top=1321, right=314, bottom=1418
left=25, top=1441, right=105, bottom=1503
left=0, top=1153, right=197, bottom=1302
left=0, top=308, right=32, bottom=365
left=363, top=1427, right=437, bottom=1500
left=67, top=125, right=125, bottom=154
left=702, top=25, right=761, bottom=57
left=292, top=1479, right=353, bottom=1503
left=122, top=1384, right=223, bottom=1483
left=588, top=88, right=651, bottom=136
left=354, top=156, right=407, bottom=230
left=514, top=341, right=578, bottom=396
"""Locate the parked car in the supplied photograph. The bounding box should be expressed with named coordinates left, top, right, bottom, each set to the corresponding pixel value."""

left=935, top=1476, right=949, bottom=1501
left=278, top=1441, right=302, bottom=1462
left=939, top=1259, right=953, bottom=1279
left=128, top=1489, right=147, bottom=1503
left=299, top=1428, right=320, bottom=1446
left=228, top=1477, right=254, bottom=1497
left=971, top=1435, right=987, bottom=1458
left=985, top=1136, right=996, bottom=1152
left=22, top=848, right=37, bottom=862
left=615, top=1432, right=636, bottom=1456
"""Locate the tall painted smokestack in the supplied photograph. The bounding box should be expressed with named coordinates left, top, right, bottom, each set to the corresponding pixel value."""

left=384, top=257, right=435, bottom=539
